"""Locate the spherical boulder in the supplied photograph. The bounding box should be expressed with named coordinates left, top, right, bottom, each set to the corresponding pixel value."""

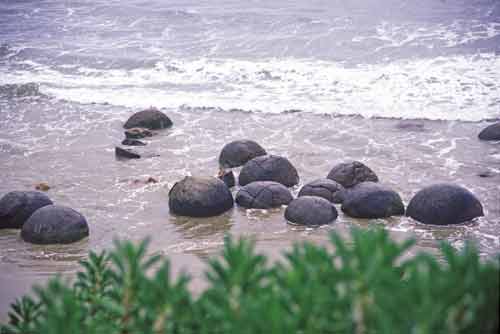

left=327, top=161, right=378, bottom=188
left=169, top=177, right=233, bottom=217
left=21, top=205, right=89, bottom=244
left=285, top=196, right=338, bottom=226
left=478, top=122, right=500, bottom=141
left=115, top=147, right=141, bottom=159
left=236, top=181, right=293, bottom=209
left=298, top=179, right=345, bottom=204
left=0, top=191, right=53, bottom=229
left=406, top=183, right=484, bottom=225
left=239, top=155, right=299, bottom=187
left=341, top=182, right=405, bottom=219
left=218, top=140, right=267, bottom=168
left=124, top=108, right=173, bottom=130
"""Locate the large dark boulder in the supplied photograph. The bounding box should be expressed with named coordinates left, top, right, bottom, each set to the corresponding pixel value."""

left=0, top=191, right=53, bottom=229
left=218, top=140, right=267, bottom=168
left=239, top=155, right=299, bottom=187
left=298, top=179, right=345, bottom=204
left=327, top=161, right=378, bottom=188
left=407, top=183, right=484, bottom=225
left=236, top=181, right=293, bottom=209
left=124, top=108, right=173, bottom=130
left=478, top=122, right=500, bottom=141
left=341, top=182, right=405, bottom=219
left=169, top=177, right=233, bottom=217
left=285, top=196, right=338, bottom=226
left=21, top=205, right=89, bottom=244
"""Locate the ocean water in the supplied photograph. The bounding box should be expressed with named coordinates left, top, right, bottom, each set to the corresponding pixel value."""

left=0, top=0, right=499, bottom=318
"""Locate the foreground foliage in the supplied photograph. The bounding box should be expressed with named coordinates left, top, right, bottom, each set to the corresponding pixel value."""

left=1, top=229, right=498, bottom=334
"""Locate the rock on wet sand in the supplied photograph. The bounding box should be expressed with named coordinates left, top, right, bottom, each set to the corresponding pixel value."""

left=21, top=205, right=89, bottom=244
left=218, top=140, right=267, bottom=168
left=124, top=107, right=173, bottom=130
left=236, top=181, right=293, bottom=209
left=298, top=178, right=345, bottom=204
left=327, top=161, right=379, bottom=188
left=239, top=155, right=299, bottom=187
left=285, top=196, right=338, bottom=226
left=0, top=191, right=53, bottom=229
left=406, top=183, right=484, bottom=225
left=169, top=176, right=234, bottom=217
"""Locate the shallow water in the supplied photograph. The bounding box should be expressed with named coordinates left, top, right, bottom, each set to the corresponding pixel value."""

left=1, top=0, right=500, bottom=320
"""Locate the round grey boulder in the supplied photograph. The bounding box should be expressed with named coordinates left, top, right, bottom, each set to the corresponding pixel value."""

left=169, top=177, right=234, bottom=217
left=21, top=205, right=89, bottom=244
left=478, top=122, right=500, bottom=141
left=341, top=182, right=405, bottom=219
left=239, top=155, right=299, bottom=187
left=218, top=140, right=267, bottom=168
left=407, top=183, right=484, bottom=225
left=124, top=107, right=173, bottom=130
left=327, top=161, right=378, bottom=188
left=0, top=191, right=53, bottom=229
left=298, top=179, right=345, bottom=204
left=285, top=196, right=338, bottom=226
left=236, top=181, right=293, bottom=209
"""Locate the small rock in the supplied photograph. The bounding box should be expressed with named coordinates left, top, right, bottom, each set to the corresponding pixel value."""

left=327, top=161, right=378, bottom=188
left=239, top=155, right=299, bottom=187
left=218, top=170, right=235, bottom=188
left=236, top=181, right=293, bottom=209
left=124, top=128, right=153, bottom=139
left=124, top=107, right=173, bottom=130
left=478, top=122, right=500, bottom=141
left=169, top=176, right=234, bottom=217
left=341, top=182, right=405, bottom=218
left=0, top=191, right=53, bottom=229
left=478, top=170, right=494, bottom=178
left=122, top=138, right=147, bottom=146
left=35, top=182, right=50, bottom=191
left=21, top=205, right=89, bottom=244
left=218, top=140, right=267, bottom=168
left=406, top=183, right=484, bottom=225
left=115, top=147, right=141, bottom=159
left=396, top=120, right=425, bottom=131
left=285, top=196, right=338, bottom=226
left=146, top=177, right=158, bottom=184
left=298, top=179, right=345, bottom=203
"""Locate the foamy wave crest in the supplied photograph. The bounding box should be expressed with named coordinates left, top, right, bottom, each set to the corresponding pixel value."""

left=1, top=54, right=499, bottom=121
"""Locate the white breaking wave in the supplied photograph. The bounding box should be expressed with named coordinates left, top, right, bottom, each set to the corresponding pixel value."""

left=1, top=54, right=499, bottom=121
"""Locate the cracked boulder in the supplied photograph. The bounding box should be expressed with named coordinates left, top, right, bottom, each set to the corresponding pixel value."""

left=407, top=183, right=483, bottom=225
left=327, top=161, right=378, bottom=188
left=124, top=107, right=173, bottom=130
left=341, top=182, right=405, bottom=219
left=236, top=181, right=293, bottom=209
left=0, top=191, right=53, bottom=229
left=21, top=205, right=89, bottom=244
left=239, top=155, right=299, bottom=187
left=169, top=176, right=233, bottom=217
left=285, top=196, right=338, bottom=226
left=298, top=179, right=345, bottom=203
left=218, top=140, right=267, bottom=168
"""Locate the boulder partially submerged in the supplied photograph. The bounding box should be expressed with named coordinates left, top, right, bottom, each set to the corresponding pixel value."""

left=169, top=177, right=233, bottom=217
left=21, top=205, right=89, bottom=244
left=285, top=196, right=338, bottom=226
left=327, top=161, right=378, bottom=188
left=218, top=140, right=267, bottom=168
left=406, top=183, right=483, bottom=225
left=341, top=182, right=405, bottom=219
left=124, top=107, right=173, bottom=130
left=478, top=122, right=500, bottom=141
left=239, top=155, right=299, bottom=187
left=298, top=179, right=345, bottom=204
left=236, top=181, right=293, bottom=209
left=0, top=191, right=53, bottom=229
